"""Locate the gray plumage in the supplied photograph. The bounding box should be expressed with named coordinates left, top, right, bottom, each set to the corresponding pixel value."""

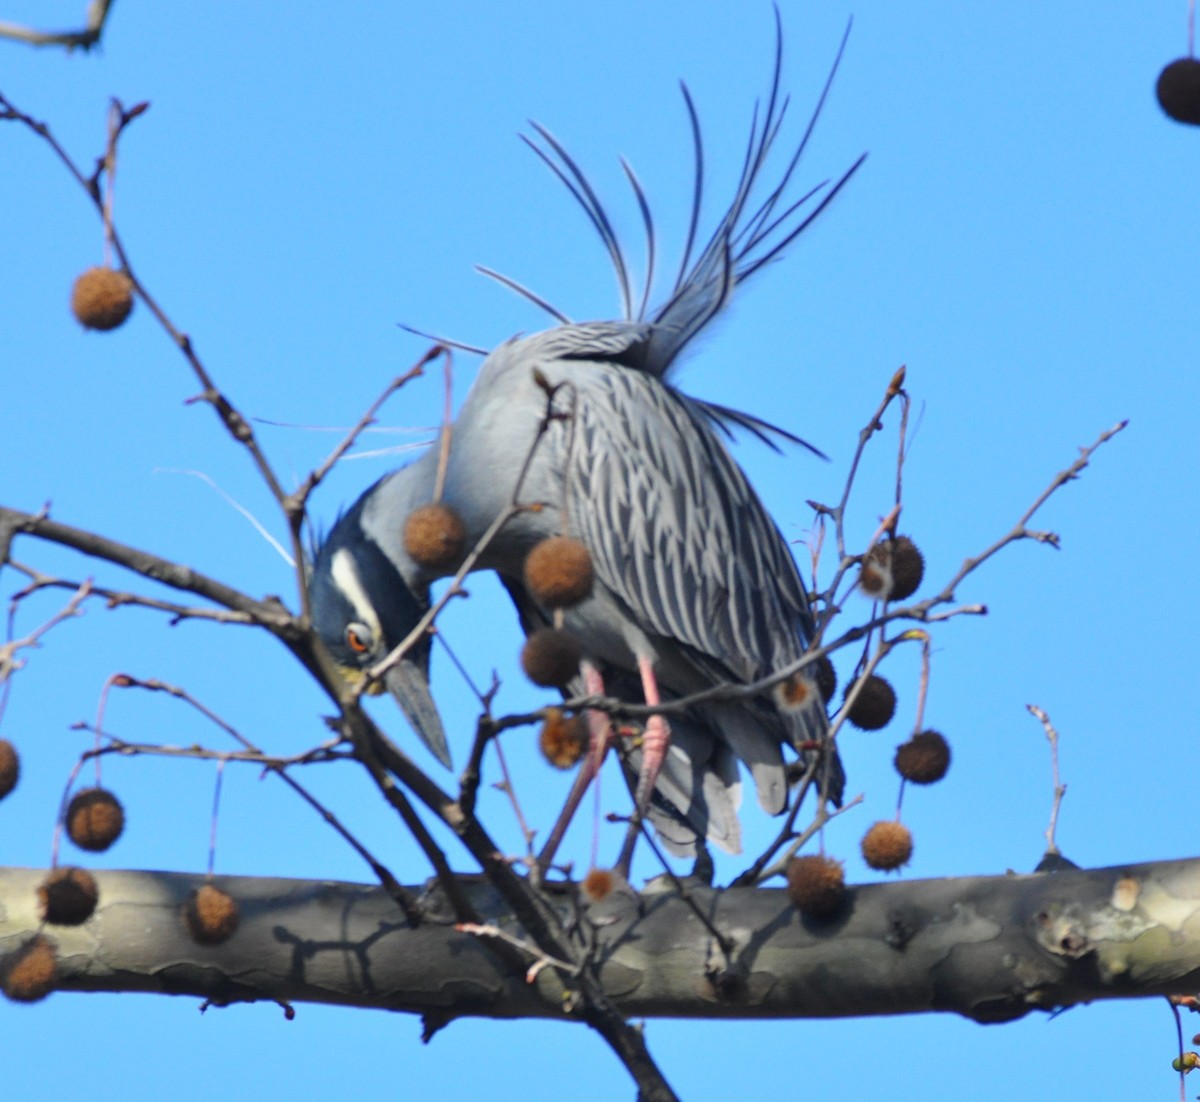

left=311, top=14, right=860, bottom=856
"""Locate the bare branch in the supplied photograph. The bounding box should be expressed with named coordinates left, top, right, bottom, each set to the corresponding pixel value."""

left=78, top=673, right=427, bottom=925
left=6, top=559, right=257, bottom=625
left=932, top=420, right=1129, bottom=603
left=1027, top=704, right=1068, bottom=858
left=0, top=505, right=289, bottom=627
left=0, top=93, right=308, bottom=602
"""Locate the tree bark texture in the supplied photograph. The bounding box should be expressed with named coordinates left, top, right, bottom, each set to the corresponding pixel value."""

left=2, top=858, right=1199, bottom=1023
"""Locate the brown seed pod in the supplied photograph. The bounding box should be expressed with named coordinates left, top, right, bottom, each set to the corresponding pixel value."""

left=37, top=866, right=99, bottom=926
left=786, top=854, right=847, bottom=918
left=858, top=556, right=890, bottom=598
left=861, top=820, right=913, bottom=871
left=844, top=674, right=897, bottom=731
left=403, top=503, right=467, bottom=571
left=774, top=672, right=819, bottom=712
left=888, top=536, right=925, bottom=601
left=581, top=867, right=615, bottom=903
left=183, top=884, right=240, bottom=946
left=895, top=729, right=951, bottom=785
left=0, top=738, right=18, bottom=800
left=813, top=655, right=837, bottom=704
left=520, top=627, right=582, bottom=688
left=860, top=535, right=924, bottom=602
left=524, top=536, right=594, bottom=609
left=65, top=787, right=125, bottom=852
left=71, top=266, right=134, bottom=331
left=2, top=935, right=57, bottom=1003
left=1158, top=57, right=1200, bottom=125
left=538, top=707, right=589, bottom=769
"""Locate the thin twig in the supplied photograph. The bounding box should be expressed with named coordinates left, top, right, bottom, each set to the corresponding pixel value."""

left=0, top=506, right=285, bottom=625
left=455, top=922, right=580, bottom=979
left=549, top=420, right=1127, bottom=728
left=0, top=95, right=308, bottom=609
left=625, top=815, right=735, bottom=956
left=755, top=794, right=865, bottom=883
left=90, top=674, right=426, bottom=925
left=1027, top=703, right=1067, bottom=857
left=0, top=577, right=93, bottom=728
left=207, top=760, right=227, bottom=878
left=7, top=561, right=257, bottom=625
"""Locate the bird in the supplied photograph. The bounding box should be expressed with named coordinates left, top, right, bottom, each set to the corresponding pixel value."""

left=309, top=13, right=862, bottom=865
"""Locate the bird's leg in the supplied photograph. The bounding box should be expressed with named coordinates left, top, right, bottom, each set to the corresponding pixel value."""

left=615, top=656, right=670, bottom=875
left=534, top=662, right=613, bottom=881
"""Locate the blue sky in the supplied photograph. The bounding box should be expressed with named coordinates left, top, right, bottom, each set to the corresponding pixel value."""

left=2, top=2, right=1198, bottom=1099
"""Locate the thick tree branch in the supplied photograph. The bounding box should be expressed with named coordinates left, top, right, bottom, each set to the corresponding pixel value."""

left=4, top=858, right=1199, bottom=1023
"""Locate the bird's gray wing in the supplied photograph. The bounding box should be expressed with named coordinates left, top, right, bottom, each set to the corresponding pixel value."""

left=569, top=365, right=815, bottom=689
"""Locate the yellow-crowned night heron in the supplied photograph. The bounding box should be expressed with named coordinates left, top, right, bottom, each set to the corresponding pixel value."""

left=310, top=14, right=861, bottom=864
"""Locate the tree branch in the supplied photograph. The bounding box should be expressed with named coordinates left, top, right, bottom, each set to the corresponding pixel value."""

left=5, top=858, right=1199, bottom=1022
left=0, top=505, right=288, bottom=627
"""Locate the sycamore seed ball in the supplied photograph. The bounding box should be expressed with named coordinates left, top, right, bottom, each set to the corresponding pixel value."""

left=0, top=738, right=18, bottom=800
left=582, top=867, right=615, bottom=903
left=71, top=266, right=134, bottom=331
left=845, top=674, right=897, bottom=731
left=38, top=866, right=99, bottom=926
left=1158, top=57, right=1200, bottom=125
left=895, top=729, right=951, bottom=785
left=813, top=655, right=837, bottom=704
left=538, top=708, right=588, bottom=769
left=65, top=787, right=125, bottom=852
left=774, top=672, right=818, bottom=712
left=524, top=536, right=594, bottom=609
left=786, top=854, right=847, bottom=918
left=2, top=935, right=57, bottom=1003
left=520, top=627, right=582, bottom=688
left=403, top=503, right=467, bottom=571
left=183, top=884, right=240, bottom=945
left=860, top=536, right=924, bottom=602
left=888, top=536, right=925, bottom=601
left=858, top=556, right=890, bottom=598
left=861, top=820, right=913, bottom=871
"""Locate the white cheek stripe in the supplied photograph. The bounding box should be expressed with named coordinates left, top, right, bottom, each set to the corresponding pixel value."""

left=330, top=548, right=383, bottom=641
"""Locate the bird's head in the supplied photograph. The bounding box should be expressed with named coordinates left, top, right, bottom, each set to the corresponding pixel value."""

left=308, top=494, right=451, bottom=769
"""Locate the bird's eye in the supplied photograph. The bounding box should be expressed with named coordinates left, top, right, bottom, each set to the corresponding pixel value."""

left=345, top=623, right=373, bottom=654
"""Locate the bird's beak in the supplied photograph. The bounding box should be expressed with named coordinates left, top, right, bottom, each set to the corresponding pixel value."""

left=384, top=660, right=452, bottom=769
